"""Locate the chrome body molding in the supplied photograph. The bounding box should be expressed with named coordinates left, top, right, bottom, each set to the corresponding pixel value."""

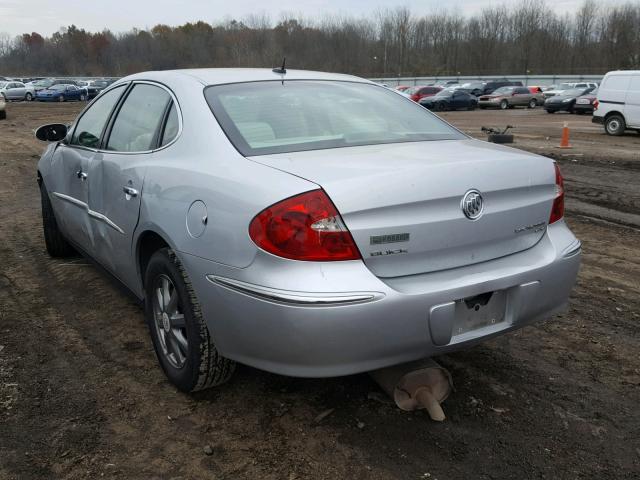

left=52, top=192, right=125, bottom=235
left=206, top=275, right=384, bottom=306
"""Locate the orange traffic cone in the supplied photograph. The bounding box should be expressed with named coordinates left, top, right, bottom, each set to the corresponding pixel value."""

left=559, top=122, right=572, bottom=149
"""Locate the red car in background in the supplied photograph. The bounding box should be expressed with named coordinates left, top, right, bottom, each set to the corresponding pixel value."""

left=395, top=85, right=410, bottom=92
left=406, top=85, right=442, bottom=102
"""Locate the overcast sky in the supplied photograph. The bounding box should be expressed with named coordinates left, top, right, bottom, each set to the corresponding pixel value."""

left=1, top=0, right=592, bottom=37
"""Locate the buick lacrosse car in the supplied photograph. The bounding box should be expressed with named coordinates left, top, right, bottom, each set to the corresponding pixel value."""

left=35, top=69, right=581, bottom=392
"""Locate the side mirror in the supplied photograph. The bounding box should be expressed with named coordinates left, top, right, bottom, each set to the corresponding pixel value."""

left=35, top=123, right=68, bottom=142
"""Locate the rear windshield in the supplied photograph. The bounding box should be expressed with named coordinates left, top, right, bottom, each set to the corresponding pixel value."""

left=204, top=80, right=464, bottom=156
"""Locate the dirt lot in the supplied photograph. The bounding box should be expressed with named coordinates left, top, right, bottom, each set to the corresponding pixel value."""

left=1, top=102, right=639, bottom=479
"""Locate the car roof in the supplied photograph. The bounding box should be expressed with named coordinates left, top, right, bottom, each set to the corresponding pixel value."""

left=119, top=68, right=371, bottom=87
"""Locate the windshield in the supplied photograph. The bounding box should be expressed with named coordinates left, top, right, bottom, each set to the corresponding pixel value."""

left=0, top=82, right=6, bottom=88
left=49, top=85, right=66, bottom=91
left=563, top=88, right=586, bottom=97
left=205, top=81, right=464, bottom=156
left=433, top=89, right=453, bottom=97
left=404, top=86, right=426, bottom=95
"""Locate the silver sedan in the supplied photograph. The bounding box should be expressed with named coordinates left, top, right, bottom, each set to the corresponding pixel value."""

left=35, top=69, right=581, bottom=392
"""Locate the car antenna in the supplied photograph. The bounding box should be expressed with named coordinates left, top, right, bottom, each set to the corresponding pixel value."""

left=272, top=57, right=286, bottom=75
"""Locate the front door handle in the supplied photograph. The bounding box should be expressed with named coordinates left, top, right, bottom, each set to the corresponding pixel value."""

left=76, top=170, right=87, bottom=180
left=123, top=186, right=139, bottom=198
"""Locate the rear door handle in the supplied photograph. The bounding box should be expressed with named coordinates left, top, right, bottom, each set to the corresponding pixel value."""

left=76, top=170, right=87, bottom=180
left=123, top=186, right=139, bottom=198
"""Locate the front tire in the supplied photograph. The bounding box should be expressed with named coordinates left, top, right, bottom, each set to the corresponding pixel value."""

left=528, top=99, right=537, bottom=109
left=79, top=94, right=87, bottom=101
left=58, top=95, right=65, bottom=102
left=145, top=248, right=235, bottom=392
left=25, top=92, right=33, bottom=101
left=500, top=100, right=508, bottom=110
left=605, top=114, right=626, bottom=136
left=40, top=182, right=75, bottom=257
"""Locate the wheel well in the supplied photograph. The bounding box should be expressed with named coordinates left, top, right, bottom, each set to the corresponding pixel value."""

left=138, top=231, right=170, bottom=286
left=604, top=111, right=624, bottom=121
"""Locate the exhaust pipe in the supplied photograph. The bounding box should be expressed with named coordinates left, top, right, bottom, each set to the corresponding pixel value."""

left=369, top=358, right=453, bottom=421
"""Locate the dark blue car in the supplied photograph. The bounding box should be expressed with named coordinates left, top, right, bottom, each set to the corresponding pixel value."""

left=36, top=84, right=87, bottom=102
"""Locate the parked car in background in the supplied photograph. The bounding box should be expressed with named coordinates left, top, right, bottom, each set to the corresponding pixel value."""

left=592, top=70, right=640, bottom=135
left=36, top=84, right=87, bottom=102
left=83, top=84, right=101, bottom=99
left=573, top=88, right=598, bottom=115
left=544, top=87, right=595, bottom=113
left=0, top=94, right=6, bottom=119
left=544, top=82, right=598, bottom=98
left=419, top=89, right=478, bottom=111
left=528, top=86, right=544, bottom=95
left=395, top=85, right=410, bottom=92
left=479, top=86, right=540, bottom=110
left=33, top=68, right=580, bottom=392
left=0, top=81, right=36, bottom=101
left=455, top=82, right=486, bottom=96
left=406, top=85, right=442, bottom=102
left=482, top=80, right=523, bottom=95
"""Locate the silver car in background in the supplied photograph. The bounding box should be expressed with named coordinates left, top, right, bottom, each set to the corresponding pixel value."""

left=0, top=80, right=36, bottom=101
left=35, top=69, right=581, bottom=392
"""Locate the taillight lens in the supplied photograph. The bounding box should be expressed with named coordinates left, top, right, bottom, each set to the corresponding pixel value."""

left=593, top=99, right=599, bottom=110
left=249, top=190, right=361, bottom=261
left=549, top=163, right=565, bottom=224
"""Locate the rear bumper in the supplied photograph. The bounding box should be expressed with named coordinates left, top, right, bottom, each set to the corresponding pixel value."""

left=180, top=221, right=581, bottom=377
left=592, top=115, right=604, bottom=124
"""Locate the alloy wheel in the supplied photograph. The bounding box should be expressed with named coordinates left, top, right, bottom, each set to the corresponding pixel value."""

left=152, top=274, right=188, bottom=369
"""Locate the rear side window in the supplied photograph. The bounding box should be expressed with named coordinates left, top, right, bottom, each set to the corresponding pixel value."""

left=106, top=84, right=171, bottom=152
left=160, top=103, right=180, bottom=147
left=603, top=75, right=631, bottom=91
left=205, top=80, right=464, bottom=156
left=71, top=85, right=125, bottom=149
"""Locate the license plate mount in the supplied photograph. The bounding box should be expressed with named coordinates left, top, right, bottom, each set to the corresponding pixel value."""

left=452, top=290, right=507, bottom=337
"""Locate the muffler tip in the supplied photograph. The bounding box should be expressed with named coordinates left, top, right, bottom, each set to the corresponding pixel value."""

left=369, top=358, right=453, bottom=422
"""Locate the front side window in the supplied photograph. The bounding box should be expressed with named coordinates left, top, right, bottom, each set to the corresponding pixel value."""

left=106, top=84, right=171, bottom=152
left=71, top=85, right=125, bottom=149
left=205, top=81, right=464, bottom=156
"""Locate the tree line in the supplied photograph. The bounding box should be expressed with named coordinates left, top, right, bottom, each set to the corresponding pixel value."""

left=1, top=0, right=639, bottom=78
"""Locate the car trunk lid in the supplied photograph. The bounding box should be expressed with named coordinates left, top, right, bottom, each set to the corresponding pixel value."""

left=249, top=139, right=556, bottom=278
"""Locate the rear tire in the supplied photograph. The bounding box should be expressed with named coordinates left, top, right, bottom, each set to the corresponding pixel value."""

left=546, top=110, right=555, bottom=114
left=40, top=182, right=76, bottom=257
left=145, top=248, right=236, bottom=392
left=528, top=99, right=537, bottom=109
left=0, top=110, right=6, bottom=120
left=604, top=114, right=626, bottom=136
left=58, top=95, right=65, bottom=102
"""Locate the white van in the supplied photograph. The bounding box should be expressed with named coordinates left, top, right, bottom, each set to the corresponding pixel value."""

left=593, top=70, right=640, bottom=135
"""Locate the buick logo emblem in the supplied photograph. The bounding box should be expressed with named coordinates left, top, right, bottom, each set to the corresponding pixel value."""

left=461, top=190, right=484, bottom=220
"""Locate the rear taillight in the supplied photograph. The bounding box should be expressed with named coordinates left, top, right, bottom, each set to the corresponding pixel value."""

left=593, top=99, right=599, bottom=110
left=249, top=190, right=361, bottom=261
left=549, top=163, right=565, bottom=224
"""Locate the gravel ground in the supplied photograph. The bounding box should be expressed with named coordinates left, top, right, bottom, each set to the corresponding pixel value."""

left=0, top=102, right=639, bottom=479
